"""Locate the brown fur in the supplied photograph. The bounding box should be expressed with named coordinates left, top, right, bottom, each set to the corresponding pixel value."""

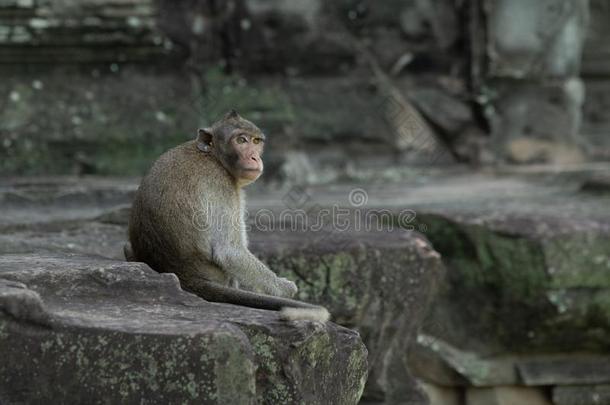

left=127, top=111, right=329, bottom=322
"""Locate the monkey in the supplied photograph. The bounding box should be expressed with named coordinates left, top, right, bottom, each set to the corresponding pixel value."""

left=125, top=110, right=329, bottom=322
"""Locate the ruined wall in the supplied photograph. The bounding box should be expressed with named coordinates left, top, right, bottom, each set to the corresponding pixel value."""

left=0, top=0, right=463, bottom=178
left=0, top=0, right=167, bottom=64
left=581, top=0, right=610, bottom=160
left=471, top=0, right=590, bottom=164
left=0, top=0, right=602, bottom=178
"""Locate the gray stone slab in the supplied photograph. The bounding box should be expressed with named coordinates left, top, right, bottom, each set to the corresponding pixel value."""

left=0, top=253, right=368, bottom=404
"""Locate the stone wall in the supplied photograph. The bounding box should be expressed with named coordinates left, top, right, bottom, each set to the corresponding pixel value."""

left=0, top=0, right=462, bottom=179
left=581, top=0, right=610, bottom=160
left=0, top=0, right=167, bottom=65
left=1, top=0, right=605, bottom=178
left=404, top=173, right=610, bottom=405
left=471, top=0, right=590, bottom=164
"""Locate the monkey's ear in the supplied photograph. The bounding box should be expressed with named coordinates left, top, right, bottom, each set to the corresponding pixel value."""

left=224, top=109, right=240, bottom=120
left=197, top=128, right=213, bottom=153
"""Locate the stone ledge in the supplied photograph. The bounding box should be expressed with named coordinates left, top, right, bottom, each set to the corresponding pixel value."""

left=0, top=253, right=368, bottom=404
left=0, top=204, right=444, bottom=403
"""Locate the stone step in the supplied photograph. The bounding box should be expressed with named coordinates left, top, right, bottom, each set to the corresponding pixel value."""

left=0, top=212, right=444, bottom=403
left=1, top=170, right=610, bottom=402
left=553, top=385, right=610, bottom=405
left=0, top=253, right=368, bottom=404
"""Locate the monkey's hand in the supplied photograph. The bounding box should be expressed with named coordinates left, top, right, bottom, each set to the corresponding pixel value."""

left=275, top=277, right=298, bottom=298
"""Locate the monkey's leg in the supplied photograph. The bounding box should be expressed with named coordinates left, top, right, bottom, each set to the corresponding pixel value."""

left=181, top=274, right=329, bottom=322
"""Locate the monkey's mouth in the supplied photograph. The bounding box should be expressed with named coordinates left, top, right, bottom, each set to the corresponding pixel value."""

left=241, top=168, right=262, bottom=179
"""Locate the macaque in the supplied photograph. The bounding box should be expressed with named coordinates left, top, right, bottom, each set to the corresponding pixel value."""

left=126, top=110, right=329, bottom=322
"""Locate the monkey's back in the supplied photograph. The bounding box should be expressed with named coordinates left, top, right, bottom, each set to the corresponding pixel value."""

left=128, top=140, right=237, bottom=278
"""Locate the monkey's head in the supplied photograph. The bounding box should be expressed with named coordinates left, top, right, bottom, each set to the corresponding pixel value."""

left=197, top=110, right=266, bottom=187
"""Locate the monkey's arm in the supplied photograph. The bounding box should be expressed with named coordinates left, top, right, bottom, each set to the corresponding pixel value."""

left=211, top=244, right=297, bottom=298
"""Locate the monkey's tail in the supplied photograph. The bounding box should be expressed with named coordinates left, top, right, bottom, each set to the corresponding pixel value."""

left=186, top=279, right=330, bottom=322
left=279, top=306, right=330, bottom=322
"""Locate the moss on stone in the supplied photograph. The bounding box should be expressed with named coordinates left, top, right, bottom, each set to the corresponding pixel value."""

left=348, top=344, right=369, bottom=403
left=545, top=236, right=610, bottom=288
left=268, top=250, right=360, bottom=314
left=0, top=69, right=295, bottom=176
left=412, top=212, right=610, bottom=352
left=247, top=331, right=295, bottom=403
left=198, top=69, right=295, bottom=129
left=212, top=333, right=256, bottom=404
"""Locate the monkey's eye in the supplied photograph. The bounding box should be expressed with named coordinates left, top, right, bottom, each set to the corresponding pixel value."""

left=236, top=135, right=248, bottom=144
left=253, top=137, right=263, bottom=145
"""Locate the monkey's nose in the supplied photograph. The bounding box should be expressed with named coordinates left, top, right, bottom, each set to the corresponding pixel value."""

left=243, top=155, right=261, bottom=171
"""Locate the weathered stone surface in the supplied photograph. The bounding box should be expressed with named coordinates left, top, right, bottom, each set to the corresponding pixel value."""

left=409, top=86, right=473, bottom=136
left=243, top=0, right=356, bottom=74
left=225, top=169, right=610, bottom=374
left=553, top=384, right=610, bottom=405
left=401, top=172, right=610, bottom=354
left=0, top=0, right=167, bottom=64
left=407, top=336, right=469, bottom=387
left=517, top=355, right=610, bottom=386
left=0, top=0, right=471, bottom=177
left=0, top=177, right=445, bottom=404
left=4, top=170, right=610, bottom=357
left=399, top=0, right=459, bottom=51
left=0, top=0, right=602, bottom=172
left=410, top=337, right=610, bottom=389
left=581, top=0, right=610, bottom=160
left=466, top=386, right=551, bottom=405
left=250, top=228, right=444, bottom=404
left=0, top=220, right=126, bottom=258
left=582, top=79, right=610, bottom=160
left=0, top=177, right=136, bottom=228
left=419, top=382, right=461, bottom=405
left=157, top=0, right=355, bottom=75
left=1, top=222, right=444, bottom=403
left=0, top=70, right=199, bottom=175
left=4, top=170, right=610, bottom=402
left=0, top=253, right=368, bottom=404
left=409, top=335, right=517, bottom=387
left=583, top=0, right=610, bottom=76
left=366, top=28, right=412, bottom=73
left=470, top=0, right=592, bottom=165
left=581, top=174, right=610, bottom=194
left=486, top=78, right=586, bottom=164
left=339, top=0, right=462, bottom=75
left=485, top=0, right=589, bottom=79
left=0, top=68, right=452, bottom=177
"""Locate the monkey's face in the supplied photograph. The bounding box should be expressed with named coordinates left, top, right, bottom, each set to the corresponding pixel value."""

left=198, top=111, right=266, bottom=187
left=226, top=130, right=265, bottom=185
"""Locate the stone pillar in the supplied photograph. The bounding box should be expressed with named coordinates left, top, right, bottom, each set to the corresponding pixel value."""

left=472, top=0, right=590, bottom=164
left=581, top=0, right=610, bottom=160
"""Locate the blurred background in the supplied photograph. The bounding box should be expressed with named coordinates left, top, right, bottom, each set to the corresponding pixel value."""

left=1, top=1, right=610, bottom=405
left=1, top=0, right=609, bottom=178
